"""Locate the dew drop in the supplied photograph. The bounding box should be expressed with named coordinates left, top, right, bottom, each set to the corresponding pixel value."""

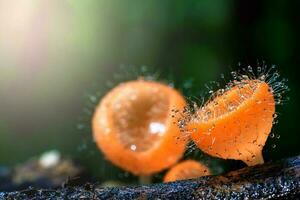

left=257, top=66, right=262, bottom=73
left=276, top=134, right=281, bottom=139
left=178, top=120, right=185, bottom=129
left=130, top=144, right=137, bottom=151
left=259, top=75, right=266, bottom=81
left=231, top=71, right=238, bottom=79
left=149, top=122, right=166, bottom=135
left=206, top=111, right=212, bottom=116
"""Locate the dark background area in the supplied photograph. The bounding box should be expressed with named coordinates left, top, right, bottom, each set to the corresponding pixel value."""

left=0, top=0, right=299, bottom=182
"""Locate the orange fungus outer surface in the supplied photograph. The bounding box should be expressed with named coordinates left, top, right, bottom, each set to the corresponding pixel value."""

left=92, top=80, right=187, bottom=175
left=189, top=80, right=275, bottom=166
left=164, top=160, right=210, bottom=182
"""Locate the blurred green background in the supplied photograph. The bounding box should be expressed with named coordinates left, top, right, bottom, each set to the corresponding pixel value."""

left=0, top=0, right=299, bottom=182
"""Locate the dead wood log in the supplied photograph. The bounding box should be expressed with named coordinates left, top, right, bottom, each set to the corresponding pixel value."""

left=1, top=155, right=299, bottom=200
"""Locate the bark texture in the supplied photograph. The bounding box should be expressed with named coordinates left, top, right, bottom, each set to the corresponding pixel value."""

left=1, top=155, right=299, bottom=200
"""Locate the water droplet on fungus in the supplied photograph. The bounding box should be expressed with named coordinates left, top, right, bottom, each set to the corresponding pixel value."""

left=182, top=64, right=288, bottom=166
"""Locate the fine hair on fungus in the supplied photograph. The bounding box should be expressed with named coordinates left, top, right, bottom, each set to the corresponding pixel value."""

left=180, top=64, right=289, bottom=166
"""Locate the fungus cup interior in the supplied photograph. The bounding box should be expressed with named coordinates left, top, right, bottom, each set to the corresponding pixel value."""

left=188, top=80, right=275, bottom=166
left=93, top=80, right=187, bottom=175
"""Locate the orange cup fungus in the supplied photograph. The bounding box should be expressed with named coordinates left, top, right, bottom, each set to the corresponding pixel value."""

left=92, top=79, right=187, bottom=175
left=164, top=160, right=210, bottom=182
left=188, top=79, right=275, bottom=166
